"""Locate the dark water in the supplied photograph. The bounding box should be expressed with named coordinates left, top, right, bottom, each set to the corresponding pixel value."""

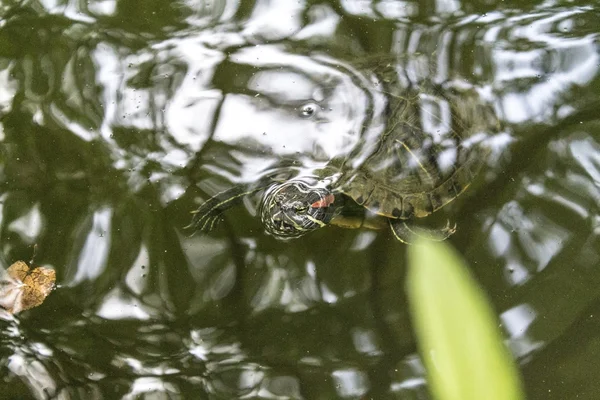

left=1, top=0, right=600, bottom=399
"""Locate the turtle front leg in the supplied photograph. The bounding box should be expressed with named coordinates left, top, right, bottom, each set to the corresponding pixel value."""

left=187, top=176, right=276, bottom=234
left=389, top=219, right=456, bottom=244
left=187, top=186, right=249, bottom=233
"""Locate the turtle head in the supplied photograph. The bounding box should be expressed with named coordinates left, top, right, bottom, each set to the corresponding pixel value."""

left=260, top=181, right=336, bottom=239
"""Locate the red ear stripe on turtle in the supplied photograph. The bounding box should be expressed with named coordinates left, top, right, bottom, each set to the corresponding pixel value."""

left=311, top=194, right=335, bottom=208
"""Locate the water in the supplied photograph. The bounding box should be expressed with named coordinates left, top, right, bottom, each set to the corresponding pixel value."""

left=1, top=0, right=600, bottom=398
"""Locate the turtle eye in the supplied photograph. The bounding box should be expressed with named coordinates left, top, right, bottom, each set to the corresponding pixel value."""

left=300, top=103, right=318, bottom=118
left=290, top=201, right=308, bottom=213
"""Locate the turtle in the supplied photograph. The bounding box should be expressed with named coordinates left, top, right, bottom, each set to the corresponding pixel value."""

left=188, top=59, right=498, bottom=243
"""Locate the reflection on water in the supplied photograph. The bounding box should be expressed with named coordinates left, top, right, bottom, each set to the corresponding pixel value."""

left=1, top=0, right=600, bottom=398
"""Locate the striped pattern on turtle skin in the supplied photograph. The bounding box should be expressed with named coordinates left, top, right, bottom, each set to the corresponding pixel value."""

left=260, top=181, right=337, bottom=239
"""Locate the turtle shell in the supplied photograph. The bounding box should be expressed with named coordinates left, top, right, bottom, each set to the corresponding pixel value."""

left=334, top=62, right=498, bottom=220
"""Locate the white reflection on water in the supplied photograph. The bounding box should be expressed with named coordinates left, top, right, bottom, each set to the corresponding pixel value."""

left=489, top=133, right=600, bottom=287
left=115, top=356, right=180, bottom=376
left=49, top=103, right=96, bottom=142
left=93, top=39, right=216, bottom=173
left=8, top=353, right=57, bottom=399
left=332, top=368, right=370, bottom=398
left=93, top=43, right=121, bottom=141
left=204, top=362, right=265, bottom=397
left=340, top=0, right=377, bottom=18
left=167, top=86, right=222, bottom=153
left=87, top=0, right=116, bottom=16
left=123, top=377, right=180, bottom=399
left=68, top=207, right=112, bottom=286
left=570, top=136, right=600, bottom=187
left=7, top=203, right=43, bottom=244
left=0, top=67, right=17, bottom=115
left=206, top=262, right=236, bottom=301
left=350, top=231, right=378, bottom=252
left=320, top=282, right=339, bottom=304
left=164, top=41, right=224, bottom=151
left=182, top=0, right=240, bottom=27
left=501, top=303, right=544, bottom=358
left=351, top=327, right=383, bottom=356
left=376, top=0, right=418, bottom=18
left=487, top=8, right=599, bottom=123
left=5, top=328, right=58, bottom=399
left=96, top=286, right=152, bottom=320
left=242, top=0, right=305, bottom=41
left=212, top=46, right=367, bottom=162
left=125, top=245, right=151, bottom=296
left=294, top=4, right=340, bottom=40
left=490, top=200, right=571, bottom=285
left=390, top=354, right=428, bottom=394
left=260, top=375, right=302, bottom=399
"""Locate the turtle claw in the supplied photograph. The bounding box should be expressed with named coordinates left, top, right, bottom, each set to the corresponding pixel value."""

left=185, top=189, right=241, bottom=234
left=389, top=219, right=456, bottom=244
left=186, top=208, right=223, bottom=234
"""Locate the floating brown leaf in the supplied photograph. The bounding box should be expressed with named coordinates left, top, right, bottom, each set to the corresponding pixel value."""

left=0, top=261, right=56, bottom=314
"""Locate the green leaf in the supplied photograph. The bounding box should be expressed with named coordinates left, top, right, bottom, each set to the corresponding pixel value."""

left=407, top=238, right=524, bottom=400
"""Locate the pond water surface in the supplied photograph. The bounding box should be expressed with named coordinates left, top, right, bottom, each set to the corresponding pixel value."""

left=1, top=0, right=600, bottom=399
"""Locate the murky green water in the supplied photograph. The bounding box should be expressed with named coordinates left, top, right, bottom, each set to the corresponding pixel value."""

left=1, top=0, right=600, bottom=398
